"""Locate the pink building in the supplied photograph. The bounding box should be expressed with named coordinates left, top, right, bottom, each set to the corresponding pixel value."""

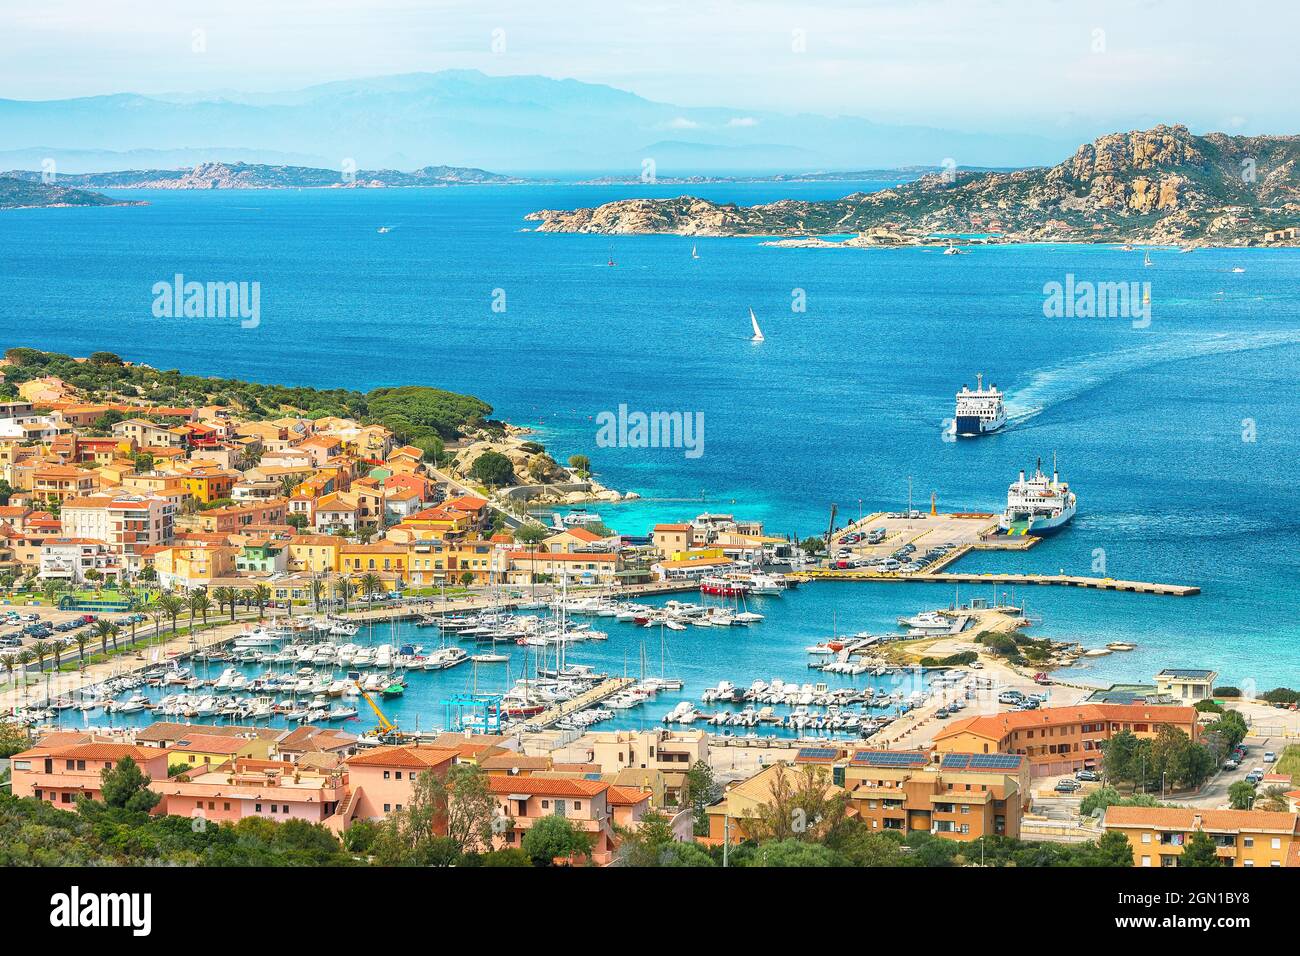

left=9, top=739, right=171, bottom=808
left=487, top=776, right=624, bottom=865
left=154, top=759, right=346, bottom=824
left=337, top=744, right=460, bottom=828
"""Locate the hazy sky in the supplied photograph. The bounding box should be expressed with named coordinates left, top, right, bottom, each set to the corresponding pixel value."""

left=1, top=0, right=1294, bottom=136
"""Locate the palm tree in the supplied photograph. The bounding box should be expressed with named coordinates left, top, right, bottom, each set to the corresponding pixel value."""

left=95, top=619, right=114, bottom=658
left=74, top=631, right=90, bottom=666
left=359, top=572, right=383, bottom=602
left=310, top=577, right=325, bottom=614
left=49, top=640, right=63, bottom=674
left=187, top=590, right=212, bottom=634
left=128, top=614, right=138, bottom=648
left=30, top=639, right=50, bottom=677
left=15, top=649, right=33, bottom=700
left=1, top=652, right=15, bottom=690
left=155, top=593, right=184, bottom=636
left=251, top=584, right=272, bottom=620
left=212, top=586, right=237, bottom=622
left=148, top=606, right=166, bottom=646
left=339, top=577, right=354, bottom=613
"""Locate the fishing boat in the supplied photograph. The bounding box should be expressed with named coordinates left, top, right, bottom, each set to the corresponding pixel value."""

left=381, top=683, right=405, bottom=699
left=749, top=307, right=765, bottom=342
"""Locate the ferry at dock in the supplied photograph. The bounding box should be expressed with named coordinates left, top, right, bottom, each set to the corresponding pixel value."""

left=953, top=373, right=1007, bottom=437
left=998, top=457, right=1077, bottom=536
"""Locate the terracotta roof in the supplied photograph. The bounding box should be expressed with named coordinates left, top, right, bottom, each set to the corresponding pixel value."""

left=653, top=523, right=691, bottom=532
left=486, top=776, right=609, bottom=797
left=607, top=785, right=653, bottom=806
left=345, top=745, right=459, bottom=770
left=935, top=704, right=1198, bottom=742
left=1105, top=806, right=1300, bottom=834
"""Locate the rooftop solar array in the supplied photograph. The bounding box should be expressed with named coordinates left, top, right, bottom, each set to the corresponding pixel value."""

left=941, top=753, right=1023, bottom=771
left=851, top=750, right=929, bottom=767
left=796, top=747, right=841, bottom=761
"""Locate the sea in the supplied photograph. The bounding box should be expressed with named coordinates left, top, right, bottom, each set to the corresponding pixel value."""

left=2, top=180, right=1298, bottom=732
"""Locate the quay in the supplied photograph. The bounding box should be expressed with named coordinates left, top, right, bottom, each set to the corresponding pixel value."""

left=794, top=568, right=1199, bottom=596
left=521, top=676, right=638, bottom=730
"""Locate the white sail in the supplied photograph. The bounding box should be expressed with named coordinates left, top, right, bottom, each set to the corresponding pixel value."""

left=750, top=308, right=764, bottom=342
left=691, top=245, right=699, bottom=259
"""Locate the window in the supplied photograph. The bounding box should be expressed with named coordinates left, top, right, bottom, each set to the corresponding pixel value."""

left=383, top=771, right=390, bottom=779
left=1142, top=833, right=1151, bottom=844
left=1271, top=838, right=1281, bottom=850
left=255, top=803, right=263, bottom=813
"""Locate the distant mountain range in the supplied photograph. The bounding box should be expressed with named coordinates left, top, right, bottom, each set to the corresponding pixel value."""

left=1, top=162, right=525, bottom=190
left=0, top=69, right=1077, bottom=173
left=526, top=126, right=1300, bottom=246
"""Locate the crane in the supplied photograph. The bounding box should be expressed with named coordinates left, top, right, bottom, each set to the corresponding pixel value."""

left=823, top=503, right=838, bottom=558
left=354, top=680, right=400, bottom=741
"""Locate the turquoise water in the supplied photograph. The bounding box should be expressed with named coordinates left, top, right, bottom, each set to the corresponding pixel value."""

left=57, top=592, right=933, bottom=739
left=2, top=183, right=1299, bottom=694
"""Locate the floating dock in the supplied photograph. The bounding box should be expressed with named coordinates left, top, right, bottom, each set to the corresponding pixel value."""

left=521, top=676, right=637, bottom=730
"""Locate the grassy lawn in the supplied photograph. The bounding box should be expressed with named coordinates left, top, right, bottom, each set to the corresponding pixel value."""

left=1276, top=744, right=1300, bottom=784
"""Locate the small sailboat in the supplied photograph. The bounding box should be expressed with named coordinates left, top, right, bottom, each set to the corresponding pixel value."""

left=691, top=244, right=699, bottom=260
left=1143, top=250, right=1152, bottom=267
left=749, top=308, right=765, bottom=342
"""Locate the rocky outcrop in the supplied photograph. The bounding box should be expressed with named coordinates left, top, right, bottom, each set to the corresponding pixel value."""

left=526, top=125, right=1300, bottom=245
left=0, top=176, right=140, bottom=209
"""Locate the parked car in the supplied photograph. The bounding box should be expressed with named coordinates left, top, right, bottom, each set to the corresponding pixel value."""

left=1264, top=751, right=1277, bottom=763
left=1223, top=759, right=1239, bottom=770
left=1054, top=779, right=1081, bottom=793
left=998, top=690, right=1024, bottom=704
left=1074, top=769, right=1100, bottom=782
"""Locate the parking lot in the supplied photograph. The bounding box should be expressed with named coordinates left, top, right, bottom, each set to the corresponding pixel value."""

left=828, top=511, right=1013, bottom=574
left=0, top=608, right=150, bottom=663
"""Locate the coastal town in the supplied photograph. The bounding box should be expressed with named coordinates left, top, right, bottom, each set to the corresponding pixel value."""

left=0, top=346, right=1296, bottom=871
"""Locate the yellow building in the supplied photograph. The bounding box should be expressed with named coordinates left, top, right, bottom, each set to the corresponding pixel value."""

left=339, top=542, right=408, bottom=580
left=180, top=468, right=238, bottom=504
left=152, top=545, right=239, bottom=589
left=287, top=535, right=344, bottom=573
left=167, top=732, right=276, bottom=768
left=1104, top=807, right=1300, bottom=868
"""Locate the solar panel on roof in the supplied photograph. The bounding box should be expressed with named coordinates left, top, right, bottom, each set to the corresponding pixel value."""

left=943, top=752, right=1021, bottom=770
left=853, top=750, right=928, bottom=767
left=796, top=747, right=839, bottom=761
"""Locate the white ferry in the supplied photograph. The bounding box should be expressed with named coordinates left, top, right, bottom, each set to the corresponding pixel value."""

left=998, top=457, right=1077, bottom=536
left=954, top=373, right=1007, bottom=437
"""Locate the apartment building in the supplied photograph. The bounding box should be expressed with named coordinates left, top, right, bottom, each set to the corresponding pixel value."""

left=933, top=704, right=1199, bottom=778
left=832, top=749, right=1029, bottom=840
left=1104, top=807, right=1300, bottom=868
left=61, top=494, right=176, bottom=569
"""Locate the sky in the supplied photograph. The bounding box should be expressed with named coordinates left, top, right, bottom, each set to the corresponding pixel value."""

left=1, top=0, right=1295, bottom=138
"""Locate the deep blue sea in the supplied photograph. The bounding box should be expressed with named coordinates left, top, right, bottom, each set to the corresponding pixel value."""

left=2, top=182, right=1299, bottom=703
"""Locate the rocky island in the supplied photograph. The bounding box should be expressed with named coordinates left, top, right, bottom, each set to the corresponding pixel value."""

left=0, top=176, right=141, bottom=209
left=526, top=126, right=1300, bottom=247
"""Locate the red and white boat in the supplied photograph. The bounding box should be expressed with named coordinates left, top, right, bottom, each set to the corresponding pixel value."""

left=700, top=575, right=748, bottom=596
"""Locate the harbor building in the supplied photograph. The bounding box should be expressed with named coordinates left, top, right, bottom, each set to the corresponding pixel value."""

left=933, top=704, right=1199, bottom=778
left=1152, top=668, right=1218, bottom=702
left=1103, top=807, right=1300, bottom=867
